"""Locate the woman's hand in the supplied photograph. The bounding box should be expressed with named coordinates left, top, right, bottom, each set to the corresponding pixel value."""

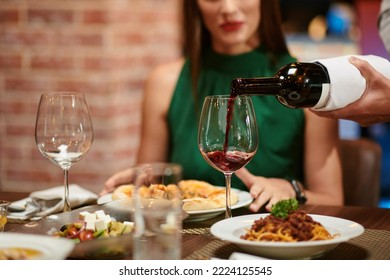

left=235, top=167, right=296, bottom=212
left=101, top=168, right=135, bottom=196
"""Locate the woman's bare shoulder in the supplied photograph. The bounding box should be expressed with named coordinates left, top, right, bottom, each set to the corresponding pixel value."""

left=143, top=58, right=185, bottom=112
left=146, top=58, right=185, bottom=90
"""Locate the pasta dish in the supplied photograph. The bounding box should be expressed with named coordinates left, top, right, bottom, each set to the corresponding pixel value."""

left=241, top=210, right=336, bottom=242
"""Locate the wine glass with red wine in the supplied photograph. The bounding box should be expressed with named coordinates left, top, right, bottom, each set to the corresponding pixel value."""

left=198, top=95, right=258, bottom=218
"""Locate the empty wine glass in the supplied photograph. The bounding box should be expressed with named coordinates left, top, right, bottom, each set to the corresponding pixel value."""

left=198, top=95, right=258, bottom=218
left=35, top=92, right=94, bottom=212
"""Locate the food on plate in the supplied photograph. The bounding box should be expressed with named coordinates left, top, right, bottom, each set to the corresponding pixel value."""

left=182, top=194, right=228, bottom=211
left=111, top=179, right=239, bottom=211
left=52, top=209, right=133, bottom=243
left=179, top=180, right=239, bottom=211
left=112, top=184, right=135, bottom=200
left=112, top=184, right=178, bottom=200
left=178, top=180, right=221, bottom=199
left=0, top=214, right=7, bottom=231
left=241, top=199, right=336, bottom=242
left=0, top=247, right=42, bottom=260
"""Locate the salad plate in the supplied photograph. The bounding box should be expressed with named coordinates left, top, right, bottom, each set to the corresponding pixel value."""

left=11, top=202, right=134, bottom=259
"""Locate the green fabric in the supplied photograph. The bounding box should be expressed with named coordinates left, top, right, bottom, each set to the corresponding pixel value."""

left=167, top=46, right=304, bottom=190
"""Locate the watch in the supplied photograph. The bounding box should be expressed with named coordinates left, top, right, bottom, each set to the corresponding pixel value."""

left=288, top=178, right=307, bottom=205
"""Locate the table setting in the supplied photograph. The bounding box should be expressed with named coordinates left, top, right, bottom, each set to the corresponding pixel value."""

left=2, top=93, right=390, bottom=261
left=7, top=184, right=98, bottom=222
left=3, top=186, right=390, bottom=260
left=180, top=205, right=390, bottom=260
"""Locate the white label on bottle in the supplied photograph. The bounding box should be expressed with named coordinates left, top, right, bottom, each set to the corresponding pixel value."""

left=313, top=83, right=330, bottom=109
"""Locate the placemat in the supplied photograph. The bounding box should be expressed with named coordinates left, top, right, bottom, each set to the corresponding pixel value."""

left=181, top=227, right=211, bottom=235
left=183, top=229, right=390, bottom=260
left=320, top=229, right=390, bottom=260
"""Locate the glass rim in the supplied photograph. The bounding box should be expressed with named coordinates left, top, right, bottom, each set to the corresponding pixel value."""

left=204, top=95, right=252, bottom=99
left=41, top=91, right=86, bottom=97
left=133, top=162, right=183, bottom=175
left=0, top=200, right=10, bottom=207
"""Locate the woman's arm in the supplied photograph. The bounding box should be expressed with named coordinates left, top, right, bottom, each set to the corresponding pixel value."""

left=101, top=58, right=184, bottom=195
left=136, top=60, right=184, bottom=163
left=235, top=110, right=343, bottom=211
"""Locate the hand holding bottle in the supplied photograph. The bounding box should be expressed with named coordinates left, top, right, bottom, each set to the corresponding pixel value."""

left=312, top=54, right=390, bottom=112
left=230, top=54, right=390, bottom=113
left=311, top=56, right=390, bottom=126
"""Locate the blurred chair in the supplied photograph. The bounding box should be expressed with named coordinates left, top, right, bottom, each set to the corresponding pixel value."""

left=340, top=138, right=382, bottom=207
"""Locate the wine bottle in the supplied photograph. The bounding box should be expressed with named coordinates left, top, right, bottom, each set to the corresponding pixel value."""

left=230, top=55, right=390, bottom=111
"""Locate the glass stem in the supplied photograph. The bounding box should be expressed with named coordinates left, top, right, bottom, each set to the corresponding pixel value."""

left=63, top=169, right=71, bottom=212
left=224, top=172, right=233, bottom=219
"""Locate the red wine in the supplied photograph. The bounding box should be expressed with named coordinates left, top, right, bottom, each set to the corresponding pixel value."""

left=230, top=62, right=330, bottom=108
left=223, top=97, right=235, bottom=152
left=201, top=150, right=255, bottom=173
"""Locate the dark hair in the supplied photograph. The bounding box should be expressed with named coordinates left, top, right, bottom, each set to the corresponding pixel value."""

left=182, top=0, right=290, bottom=92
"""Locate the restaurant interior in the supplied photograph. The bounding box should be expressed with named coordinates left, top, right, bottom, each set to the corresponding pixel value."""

left=0, top=0, right=389, bottom=206
left=1, top=0, right=390, bottom=263
left=281, top=0, right=390, bottom=208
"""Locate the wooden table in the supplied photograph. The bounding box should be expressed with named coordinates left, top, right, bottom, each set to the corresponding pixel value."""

left=2, top=191, right=390, bottom=259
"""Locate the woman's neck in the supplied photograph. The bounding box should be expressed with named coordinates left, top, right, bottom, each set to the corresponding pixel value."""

left=211, top=37, right=260, bottom=55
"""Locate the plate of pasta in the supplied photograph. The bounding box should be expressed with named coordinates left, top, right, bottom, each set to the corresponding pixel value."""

left=210, top=212, right=364, bottom=259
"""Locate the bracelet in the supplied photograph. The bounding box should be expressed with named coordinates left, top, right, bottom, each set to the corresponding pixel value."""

left=288, top=178, right=307, bottom=205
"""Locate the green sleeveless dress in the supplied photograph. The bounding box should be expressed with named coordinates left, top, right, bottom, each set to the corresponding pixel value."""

left=167, top=46, right=304, bottom=190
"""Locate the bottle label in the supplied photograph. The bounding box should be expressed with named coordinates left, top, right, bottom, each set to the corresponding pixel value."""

left=313, top=83, right=330, bottom=109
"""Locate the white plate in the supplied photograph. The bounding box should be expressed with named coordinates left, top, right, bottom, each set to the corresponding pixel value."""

left=185, top=190, right=252, bottom=222
left=98, top=189, right=253, bottom=222
left=210, top=213, right=364, bottom=259
left=97, top=193, right=113, bottom=205
left=0, top=232, right=75, bottom=260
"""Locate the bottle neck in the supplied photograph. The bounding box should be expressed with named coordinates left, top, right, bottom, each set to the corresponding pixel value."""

left=230, top=77, right=282, bottom=97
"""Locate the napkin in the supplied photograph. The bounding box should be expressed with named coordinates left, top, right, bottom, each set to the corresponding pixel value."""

left=229, top=252, right=271, bottom=260
left=7, top=184, right=98, bottom=220
left=312, top=55, right=390, bottom=111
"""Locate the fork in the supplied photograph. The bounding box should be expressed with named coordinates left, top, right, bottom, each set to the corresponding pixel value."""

left=24, top=199, right=42, bottom=218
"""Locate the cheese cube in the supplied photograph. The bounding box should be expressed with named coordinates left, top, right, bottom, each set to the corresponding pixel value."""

left=95, top=219, right=107, bottom=231
left=78, top=211, right=91, bottom=221
left=94, top=210, right=106, bottom=219
left=84, top=213, right=97, bottom=224
left=85, top=220, right=95, bottom=231
left=102, top=215, right=112, bottom=226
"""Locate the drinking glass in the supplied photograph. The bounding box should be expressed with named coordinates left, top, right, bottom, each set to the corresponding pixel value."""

left=0, top=200, right=10, bottom=232
left=198, top=95, right=258, bottom=218
left=35, top=92, right=94, bottom=212
left=131, top=162, right=183, bottom=260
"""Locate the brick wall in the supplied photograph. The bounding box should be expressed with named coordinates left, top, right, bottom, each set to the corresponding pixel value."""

left=0, top=0, right=181, bottom=194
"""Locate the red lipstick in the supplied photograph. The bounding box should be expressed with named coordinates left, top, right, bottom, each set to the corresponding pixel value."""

left=220, top=21, right=243, bottom=32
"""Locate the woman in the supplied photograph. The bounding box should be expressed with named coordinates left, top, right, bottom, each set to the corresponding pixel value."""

left=103, top=0, right=343, bottom=211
